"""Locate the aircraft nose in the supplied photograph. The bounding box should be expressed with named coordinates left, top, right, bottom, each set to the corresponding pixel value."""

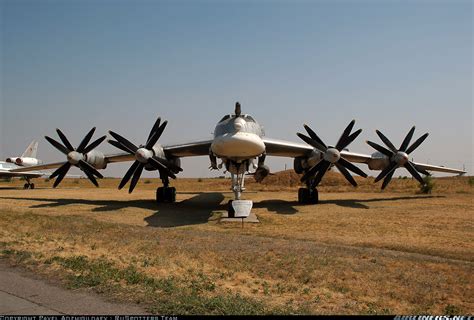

left=234, top=118, right=245, bottom=131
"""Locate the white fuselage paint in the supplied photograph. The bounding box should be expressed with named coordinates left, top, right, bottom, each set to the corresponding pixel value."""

left=210, top=114, right=265, bottom=161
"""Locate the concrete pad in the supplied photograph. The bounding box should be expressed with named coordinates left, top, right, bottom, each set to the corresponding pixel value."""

left=0, top=262, right=147, bottom=315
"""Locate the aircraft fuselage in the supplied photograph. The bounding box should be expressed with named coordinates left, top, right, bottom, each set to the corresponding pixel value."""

left=211, top=113, right=265, bottom=161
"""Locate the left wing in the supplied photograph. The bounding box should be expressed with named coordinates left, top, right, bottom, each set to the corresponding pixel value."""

left=263, top=137, right=465, bottom=175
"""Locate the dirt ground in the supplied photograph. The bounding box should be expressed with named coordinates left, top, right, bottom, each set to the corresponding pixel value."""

left=0, top=177, right=472, bottom=314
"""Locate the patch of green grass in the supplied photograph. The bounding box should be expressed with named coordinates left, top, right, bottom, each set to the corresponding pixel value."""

left=419, top=176, right=435, bottom=194
left=42, top=254, right=300, bottom=314
left=2, top=248, right=33, bottom=263
left=444, top=304, right=461, bottom=315
left=468, top=177, right=474, bottom=187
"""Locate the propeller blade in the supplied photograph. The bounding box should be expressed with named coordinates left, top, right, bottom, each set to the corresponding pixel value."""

left=148, top=157, right=176, bottom=179
left=300, top=159, right=328, bottom=182
left=303, top=124, right=327, bottom=150
left=297, top=133, right=326, bottom=152
left=335, top=120, right=355, bottom=150
left=118, top=160, right=140, bottom=190
left=52, top=163, right=71, bottom=188
left=376, top=130, right=397, bottom=152
left=405, top=133, right=429, bottom=155
left=381, top=169, right=395, bottom=190
left=50, top=162, right=70, bottom=179
left=83, top=135, right=107, bottom=154
left=311, top=161, right=331, bottom=187
left=338, top=157, right=368, bottom=178
left=366, top=140, right=393, bottom=157
left=146, top=121, right=168, bottom=149
left=128, top=163, right=144, bottom=193
left=337, top=128, right=362, bottom=151
left=108, top=131, right=139, bottom=154
left=81, top=166, right=99, bottom=187
left=153, top=156, right=182, bottom=172
left=414, top=165, right=431, bottom=176
left=335, top=162, right=357, bottom=187
left=108, top=140, right=135, bottom=154
left=405, top=161, right=425, bottom=185
left=146, top=117, right=161, bottom=144
left=374, top=162, right=398, bottom=183
left=56, top=129, right=74, bottom=152
left=78, top=160, right=104, bottom=179
left=77, top=127, right=96, bottom=153
left=399, top=126, right=415, bottom=152
left=45, top=136, right=70, bottom=155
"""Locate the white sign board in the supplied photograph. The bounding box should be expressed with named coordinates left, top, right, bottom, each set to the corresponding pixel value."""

left=232, top=200, right=253, bottom=218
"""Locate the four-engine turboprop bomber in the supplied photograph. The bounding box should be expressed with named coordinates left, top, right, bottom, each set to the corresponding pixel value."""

left=1, top=140, right=46, bottom=189
left=13, top=102, right=465, bottom=213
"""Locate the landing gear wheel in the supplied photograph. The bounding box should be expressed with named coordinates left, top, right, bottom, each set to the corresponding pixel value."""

left=227, top=200, right=235, bottom=218
left=156, top=187, right=176, bottom=203
left=23, top=183, right=29, bottom=189
left=298, top=188, right=319, bottom=204
left=30, top=183, right=35, bottom=190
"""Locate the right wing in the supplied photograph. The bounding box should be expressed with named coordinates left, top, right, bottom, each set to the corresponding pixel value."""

left=10, top=140, right=213, bottom=173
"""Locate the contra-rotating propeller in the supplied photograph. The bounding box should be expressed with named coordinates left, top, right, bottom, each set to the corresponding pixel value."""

left=45, top=128, right=107, bottom=188
left=297, top=120, right=368, bottom=187
left=108, top=117, right=183, bottom=193
left=366, top=127, right=430, bottom=189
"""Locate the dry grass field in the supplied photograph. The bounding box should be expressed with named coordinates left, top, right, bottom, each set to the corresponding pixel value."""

left=0, top=173, right=473, bottom=314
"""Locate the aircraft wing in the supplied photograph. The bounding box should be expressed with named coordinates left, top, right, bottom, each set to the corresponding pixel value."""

left=412, top=162, right=466, bottom=175
left=262, top=137, right=313, bottom=157
left=263, top=137, right=372, bottom=163
left=0, top=170, right=45, bottom=178
left=262, top=137, right=465, bottom=175
left=10, top=140, right=214, bottom=173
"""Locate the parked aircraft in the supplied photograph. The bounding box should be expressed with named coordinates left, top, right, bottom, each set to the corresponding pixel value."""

left=13, top=103, right=465, bottom=212
left=1, top=140, right=45, bottom=189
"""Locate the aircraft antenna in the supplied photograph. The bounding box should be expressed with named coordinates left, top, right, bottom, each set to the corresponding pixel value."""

left=235, top=102, right=241, bottom=117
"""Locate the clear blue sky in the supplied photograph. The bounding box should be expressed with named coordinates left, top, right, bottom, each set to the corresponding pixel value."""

left=1, top=0, right=472, bottom=178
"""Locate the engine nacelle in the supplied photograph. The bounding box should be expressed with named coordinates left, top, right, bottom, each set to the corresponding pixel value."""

left=253, top=165, right=270, bottom=183
left=367, top=152, right=390, bottom=170
left=293, top=150, right=323, bottom=174
left=84, top=150, right=107, bottom=169
left=7, top=157, right=42, bottom=166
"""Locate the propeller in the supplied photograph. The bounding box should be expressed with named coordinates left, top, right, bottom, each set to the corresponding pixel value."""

left=45, top=128, right=106, bottom=188
left=108, top=117, right=183, bottom=193
left=297, top=120, right=368, bottom=187
left=366, top=126, right=429, bottom=189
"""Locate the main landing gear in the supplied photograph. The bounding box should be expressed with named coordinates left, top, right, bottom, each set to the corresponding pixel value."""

left=155, top=176, right=176, bottom=203
left=297, top=179, right=319, bottom=204
left=23, top=178, right=35, bottom=189
left=298, top=187, right=318, bottom=204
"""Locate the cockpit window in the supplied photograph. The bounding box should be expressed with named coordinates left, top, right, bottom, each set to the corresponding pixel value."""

left=243, top=115, right=255, bottom=122
left=218, top=115, right=231, bottom=123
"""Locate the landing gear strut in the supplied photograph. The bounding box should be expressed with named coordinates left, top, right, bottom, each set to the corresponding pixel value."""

left=155, top=176, right=176, bottom=203
left=298, top=180, right=318, bottom=204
